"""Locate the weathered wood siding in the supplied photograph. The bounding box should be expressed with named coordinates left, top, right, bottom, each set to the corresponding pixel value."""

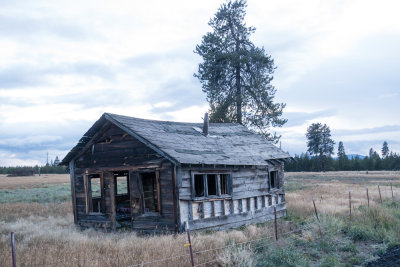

left=178, top=164, right=286, bottom=231
left=74, top=123, right=162, bottom=169
left=70, top=123, right=177, bottom=232
left=73, top=172, right=115, bottom=230
left=131, top=162, right=176, bottom=233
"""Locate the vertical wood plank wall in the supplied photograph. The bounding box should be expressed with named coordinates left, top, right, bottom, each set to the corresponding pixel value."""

left=70, top=124, right=176, bottom=232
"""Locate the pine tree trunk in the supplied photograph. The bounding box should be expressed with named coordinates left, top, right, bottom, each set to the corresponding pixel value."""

left=235, top=40, right=242, bottom=124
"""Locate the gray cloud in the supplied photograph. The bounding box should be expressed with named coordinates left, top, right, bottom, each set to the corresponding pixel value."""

left=284, top=109, right=336, bottom=127
left=0, top=66, right=44, bottom=88
left=147, top=77, right=205, bottom=114
left=123, top=49, right=198, bottom=69
left=279, top=34, right=400, bottom=113
left=0, top=120, right=93, bottom=165
left=0, top=62, right=115, bottom=89
left=335, top=125, right=400, bottom=136
left=0, top=14, right=95, bottom=40
left=338, top=139, right=400, bottom=156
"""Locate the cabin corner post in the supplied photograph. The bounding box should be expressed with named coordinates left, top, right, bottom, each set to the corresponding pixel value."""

left=104, top=171, right=116, bottom=231
left=172, top=164, right=179, bottom=233
left=69, top=160, right=77, bottom=224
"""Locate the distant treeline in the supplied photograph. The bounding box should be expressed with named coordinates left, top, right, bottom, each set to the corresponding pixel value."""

left=0, top=165, right=68, bottom=176
left=285, top=152, right=400, bottom=172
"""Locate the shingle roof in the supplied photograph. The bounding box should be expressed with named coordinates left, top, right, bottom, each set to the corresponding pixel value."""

left=61, top=113, right=291, bottom=166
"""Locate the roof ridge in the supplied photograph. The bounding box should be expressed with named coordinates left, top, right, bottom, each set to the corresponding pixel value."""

left=105, top=112, right=242, bottom=126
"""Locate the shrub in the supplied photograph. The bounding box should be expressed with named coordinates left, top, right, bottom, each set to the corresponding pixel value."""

left=343, top=225, right=374, bottom=241
left=218, top=244, right=254, bottom=267
left=255, top=244, right=310, bottom=267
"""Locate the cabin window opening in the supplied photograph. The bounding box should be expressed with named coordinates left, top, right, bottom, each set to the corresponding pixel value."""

left=270, top=171, right=278, bottom=189
left=220, top=174, right=229, bottom=195
left=207, top=174, right=217, bottom=196
left=193, top=173, right=231, bottom=199
left=141, top=172, right=158, bottom=213
left=194, top=174, right=205, bottom=197
left=114, top=171, right=130, bottom=221
left=114, top=172, right=129, bottom=195
left=86, top=174, right=104, bottom=213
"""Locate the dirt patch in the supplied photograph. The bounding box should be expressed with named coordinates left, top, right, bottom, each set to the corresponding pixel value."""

left=0, top=174, right=70, bottom=189
left=366, top=246, right=400, bottom=267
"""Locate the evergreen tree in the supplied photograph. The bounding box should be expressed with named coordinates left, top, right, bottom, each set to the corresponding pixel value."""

left=306, top=123, right=335, bottom=171
left=337, top=141, right=347, bottom=170
left=369, top=148, right=374, bottom=158
left=382, top=141, right=389, bottom=158
left=194, top=0, right=286, bottom=142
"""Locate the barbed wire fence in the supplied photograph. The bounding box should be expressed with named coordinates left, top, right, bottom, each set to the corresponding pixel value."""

left=8, top=181, right=398, bottom=267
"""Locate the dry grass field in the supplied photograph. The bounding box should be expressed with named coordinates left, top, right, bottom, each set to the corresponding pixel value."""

left=0, top=174, right=69, bottom=189
left=285, top=171, right=400, bottom=216
left=1, top=171, right=400, bottom=266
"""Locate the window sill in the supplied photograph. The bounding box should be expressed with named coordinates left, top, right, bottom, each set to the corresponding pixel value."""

left=140, top=212, right=160, bottom=217
left=193, top=195, right=232, bottom=202
left=86, top=212, right=105, bottom=216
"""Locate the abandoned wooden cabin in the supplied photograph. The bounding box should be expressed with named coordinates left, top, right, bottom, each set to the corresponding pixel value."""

left=60, top=112, right=291, bottom=233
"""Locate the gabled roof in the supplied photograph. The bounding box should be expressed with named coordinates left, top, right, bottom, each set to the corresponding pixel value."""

left=61, top=113, right=291, bottom=166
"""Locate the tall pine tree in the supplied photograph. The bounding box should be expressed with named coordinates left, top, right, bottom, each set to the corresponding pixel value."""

left=337, top=141, right=347, bottom=170
left=194, top=0, right=286, bottom=142
left=306, top=123, right=335, bottom=171
left=381, top=141, right=389, bottom=158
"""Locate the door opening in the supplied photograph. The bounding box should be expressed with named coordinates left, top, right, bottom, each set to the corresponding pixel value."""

left=141, top=172, right=159, bottom=213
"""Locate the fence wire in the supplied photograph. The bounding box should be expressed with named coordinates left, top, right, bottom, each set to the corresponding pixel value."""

left=11, top=216, right=316, bottom=267
left=9, top=187, right=396, bottom=267
left=127, top=218, right=314, bottom=267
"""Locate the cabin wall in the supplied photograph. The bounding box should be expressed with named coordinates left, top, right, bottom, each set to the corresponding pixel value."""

left=131, top=162, right=176, bottom=233
left=74, top=123, right=162, bottom=169
left=70, top=123, right=177, bottom=232
left=72, top=170, right=116, bottom=230
left=178, top=164, right=286, bottom=231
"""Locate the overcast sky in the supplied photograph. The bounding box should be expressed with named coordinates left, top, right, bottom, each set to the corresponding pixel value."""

left=0, top=0, right=399, bottom=166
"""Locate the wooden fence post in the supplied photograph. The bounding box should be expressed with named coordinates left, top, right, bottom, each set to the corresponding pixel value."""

left=185, top=221, right=194, bottom=267
left=274, top=206, right=278, bottom=241
left=312, top=196, right=320, bottom=222
left=366, top=186, right=370, bottom=207
left=11, top=232, right=16, bottom=267
left=391, top=182, right=394, bottom=200
left=378, top=185, right=382, bottom=203
left=349, top=190, right=352, bottom=221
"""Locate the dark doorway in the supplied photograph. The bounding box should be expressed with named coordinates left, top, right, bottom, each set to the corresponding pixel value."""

left=141, top=172, right=159, bottom=213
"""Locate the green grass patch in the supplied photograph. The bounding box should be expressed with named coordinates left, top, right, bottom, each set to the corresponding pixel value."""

left=343, top=224, right=375, bottom=241
left=0, top=183, right=71, bottom=203
left=255, top=243, right=310, bottom=267
left=251, top=200, right=400, bottom=266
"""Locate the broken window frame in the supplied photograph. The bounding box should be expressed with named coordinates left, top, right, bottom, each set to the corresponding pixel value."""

left=114, top=171, right=129, bottom=196
left=191, top=172, right=232, bottom=200
left=269, top=170, right=279, bottom=190
left=84, top=172, right=105, bottom=214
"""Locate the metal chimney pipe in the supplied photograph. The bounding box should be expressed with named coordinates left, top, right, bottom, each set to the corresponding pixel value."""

left=203, top=113, right=209, bottom=136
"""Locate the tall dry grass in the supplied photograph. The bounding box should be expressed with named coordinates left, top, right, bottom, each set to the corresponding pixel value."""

left=286, top=171, right=400, bottom=216
left=0, top=174, right=70, bottom=189
left=1, top=171, right=400, bottom=266
left=0, top=207, right=291, bottom=267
